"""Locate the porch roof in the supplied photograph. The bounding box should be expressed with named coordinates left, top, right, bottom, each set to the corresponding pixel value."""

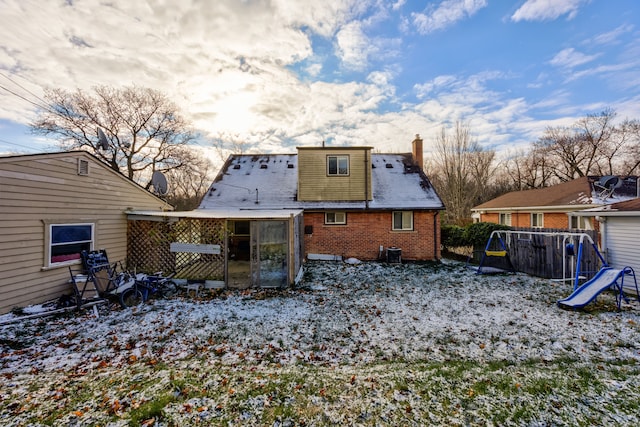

left=126, top=208, right=303, bottom=221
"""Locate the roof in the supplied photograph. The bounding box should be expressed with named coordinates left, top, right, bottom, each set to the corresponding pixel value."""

left=127, top=208, right=303, bottom=220
left=473, top=176, right=638, bottom=212
left=574, top=197, right=640, bottom=217
left=198, top=153, right=444, bottom=211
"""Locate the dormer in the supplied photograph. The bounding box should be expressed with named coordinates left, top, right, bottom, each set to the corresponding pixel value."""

left=296, top=146, right=372, bottom=202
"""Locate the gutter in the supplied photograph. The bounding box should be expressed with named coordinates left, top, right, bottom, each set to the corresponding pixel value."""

left=472, top=204, right=602, bottom=213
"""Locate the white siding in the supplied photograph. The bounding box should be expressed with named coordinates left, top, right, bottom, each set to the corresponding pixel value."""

left=603, top=216, right=640, bottom=294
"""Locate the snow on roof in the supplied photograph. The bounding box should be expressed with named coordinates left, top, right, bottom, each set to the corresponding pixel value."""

left=127, top=208, right=303, bottom=220
left=199, top=153, right=444, bottom=211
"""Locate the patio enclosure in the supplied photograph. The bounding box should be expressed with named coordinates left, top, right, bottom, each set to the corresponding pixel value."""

left=126, top=211, right=303, bottom=288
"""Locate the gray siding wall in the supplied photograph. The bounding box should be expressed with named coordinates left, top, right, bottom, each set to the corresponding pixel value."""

left=0, top=152, right=169, bottom=313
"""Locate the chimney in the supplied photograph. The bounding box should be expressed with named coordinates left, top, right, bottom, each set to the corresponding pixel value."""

left=412, top=134, right=423, bottom=169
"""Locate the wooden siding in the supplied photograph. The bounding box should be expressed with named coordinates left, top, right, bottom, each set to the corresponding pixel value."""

left=0, top=152, right=170, bottom=314
left=604, top=217, right=640, bottom=276
left=297, top=147, right=372, bottom=201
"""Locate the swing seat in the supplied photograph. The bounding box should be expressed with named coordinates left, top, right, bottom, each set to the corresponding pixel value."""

left=485, top=250, right=507, bottom=257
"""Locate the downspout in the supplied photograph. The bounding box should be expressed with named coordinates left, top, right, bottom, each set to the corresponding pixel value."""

left=364, top=150, right=369, bottom=209
left=434, top=211, right=439, bottom=260
left=596, top=215, right=608, bottom=265
left=288, top=213, right=294, bottom=286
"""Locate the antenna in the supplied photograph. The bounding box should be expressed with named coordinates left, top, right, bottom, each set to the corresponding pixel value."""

left=151, top=171, right=169, bottom=196
left=97, top=128, right=109, bottom=150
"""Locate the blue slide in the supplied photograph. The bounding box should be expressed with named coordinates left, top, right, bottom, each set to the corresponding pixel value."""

left=557, top=267, right=627, bottom=309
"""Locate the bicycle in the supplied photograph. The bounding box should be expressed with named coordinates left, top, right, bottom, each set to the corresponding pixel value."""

left=119, top=271, right=178, bottom=307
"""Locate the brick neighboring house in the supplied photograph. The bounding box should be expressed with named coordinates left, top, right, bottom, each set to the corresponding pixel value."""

left=199, top=136, right=445, bottom=262
left=471, top=176, right=639, bottom=230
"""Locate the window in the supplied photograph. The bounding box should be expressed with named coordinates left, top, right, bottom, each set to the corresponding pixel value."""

left=531, top=213, right=544, bottom=228
left=327, top=155, right=349, bottom=176
left=49, top=223, right=94, bottom=265
left=325, top=212, right=346, bottom=225
left=570, top=216, right=589, bottom=230
left=499, top=213, right=512, bottom=226
left=392, top=211, right=413, bottom=231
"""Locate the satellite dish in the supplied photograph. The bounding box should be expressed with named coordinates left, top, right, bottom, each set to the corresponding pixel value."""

left=97, top=128, right=109, bottom=150
left=594, top=175, right=623, bottom=199
left=599, top=175, right=622, bottom=190
left=151, top=171, right=169, bottom=195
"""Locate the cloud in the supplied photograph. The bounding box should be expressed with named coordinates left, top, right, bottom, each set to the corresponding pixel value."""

left=412, top=0, right=488, bottom=35
left=589, top=24, right=634, bottom=46
left=335, top=21, right=374, bottom=70
left=511, top=0, right=587, bottom=22
left=549, top=47, right=599, bottom=68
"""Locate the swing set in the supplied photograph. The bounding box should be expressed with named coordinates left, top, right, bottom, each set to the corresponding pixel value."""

left=474, top=230, right=607, bottom=288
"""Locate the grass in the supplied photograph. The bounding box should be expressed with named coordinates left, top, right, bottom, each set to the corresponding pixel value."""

left=6, top=358, right=638, bottom=426
left=1, top=260, right=639, bottom=426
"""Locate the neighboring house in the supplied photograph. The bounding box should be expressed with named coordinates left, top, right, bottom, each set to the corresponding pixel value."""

left=126, top=136, right=444, bottom=290
left=471, top=176, right=639, bottom=230
left=571, top=198, right=640, bottom=289
left=0, top=151, right=171, bottom=314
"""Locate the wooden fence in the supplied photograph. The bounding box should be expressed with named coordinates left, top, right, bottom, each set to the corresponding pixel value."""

left=473, top=228, right=601, bottom=281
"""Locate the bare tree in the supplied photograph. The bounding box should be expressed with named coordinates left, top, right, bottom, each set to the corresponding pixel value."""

left=532, top=109, right=621, bottom=182
left=602, top=118, right=640, bottom=176
left=426, top=121, right=496, bottom=225
left=163, top=148, right=215, bottom=210
left=504, top=147, right=554, bottom=189
left=31, top=86, right=196, bottom=187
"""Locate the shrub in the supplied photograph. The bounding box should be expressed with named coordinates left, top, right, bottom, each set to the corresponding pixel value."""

left=441, top=224, right=466, bottom=249
left=462, top=222, right=511, bottom=249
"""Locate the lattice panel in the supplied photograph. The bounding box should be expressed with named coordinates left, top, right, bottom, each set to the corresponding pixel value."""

left=127, top=218, right=226, bottom=280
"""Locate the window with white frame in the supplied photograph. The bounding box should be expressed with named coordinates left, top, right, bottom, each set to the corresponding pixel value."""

left=327, top=155, right=349, bottom=176
left=392, top=211, right=413, bottom=231
left=531, top=213, right=544, bottom=228
left=49, top=223, right=94, bottom=265
left=570, top=215, right=589, bottom=230
left=499, top=213, right=512, bottom=226
left=325, top=212, right=346, bottom=225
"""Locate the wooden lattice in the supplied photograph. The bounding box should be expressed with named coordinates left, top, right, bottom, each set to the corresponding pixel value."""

left=127, top=218, right=226, bottom=280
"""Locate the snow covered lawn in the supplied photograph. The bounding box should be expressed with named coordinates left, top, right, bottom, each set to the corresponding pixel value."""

left=1, top=260, right=639, bottom=426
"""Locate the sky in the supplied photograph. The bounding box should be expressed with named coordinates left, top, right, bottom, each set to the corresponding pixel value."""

left=1, top=0, right=640, bottom=165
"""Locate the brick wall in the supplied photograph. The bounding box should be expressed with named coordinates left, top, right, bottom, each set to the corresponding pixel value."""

left=479, top=211, right=599, bottom=232
left=303, top=210, right=440, bottom=261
